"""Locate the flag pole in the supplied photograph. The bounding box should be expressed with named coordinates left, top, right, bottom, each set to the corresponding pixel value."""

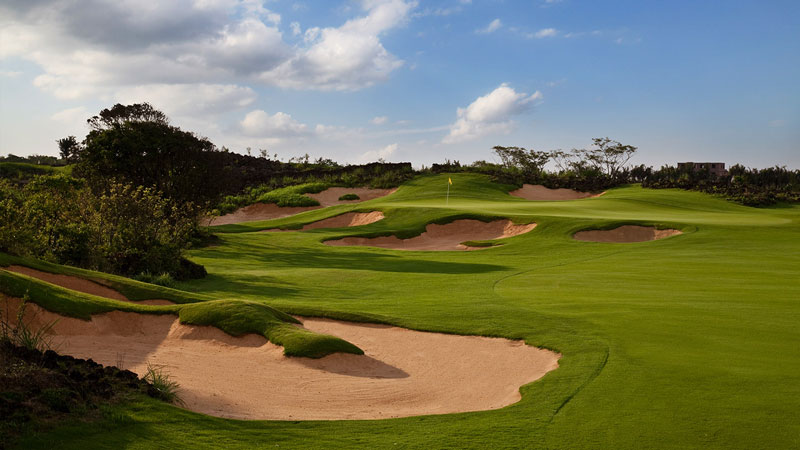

left=446, top=179, right=450, bottom=205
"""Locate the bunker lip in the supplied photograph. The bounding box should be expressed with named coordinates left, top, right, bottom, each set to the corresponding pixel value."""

left=510, top=184, right=604, bottom=201
left=4, top=297, right=560, bottom=421
left=262, top=211, right=384, bottom=232
left=325, top=219, right=536, bottom=251
left=208, top=187, right=396, bottom=226
left=573, top=225, right=682, bottom=243
left=4, top=265, right=174, bottom=305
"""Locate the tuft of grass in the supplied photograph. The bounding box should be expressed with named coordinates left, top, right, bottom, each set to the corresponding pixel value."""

left=132, top=272, right=176, bottom=288
left=1, top=293, right=58, bottom=352
left=460, top=240, right=501, bottom=248
left=338, top=193, right=360, bottom=201
left=143, top=363, right=184, bottom=406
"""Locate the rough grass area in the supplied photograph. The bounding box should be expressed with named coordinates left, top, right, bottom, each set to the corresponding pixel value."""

left=0, top=264, right=362, bottom=358
left=10, top=173, right=800, bottom=449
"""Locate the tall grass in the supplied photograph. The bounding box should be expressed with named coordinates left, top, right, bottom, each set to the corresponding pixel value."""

left=0, top=293, right=59, bottom=351
left=143, top=363, right=184, bottom=406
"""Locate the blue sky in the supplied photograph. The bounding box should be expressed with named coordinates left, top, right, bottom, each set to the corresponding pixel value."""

left=1, top=0, right=798, bottom=168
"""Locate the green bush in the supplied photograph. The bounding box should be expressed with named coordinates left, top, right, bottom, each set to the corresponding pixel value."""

left=338, top=193, right=360, bottom=201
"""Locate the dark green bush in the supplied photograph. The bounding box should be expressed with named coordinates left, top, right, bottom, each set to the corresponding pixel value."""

left=338, top=193, right=360, bottom=201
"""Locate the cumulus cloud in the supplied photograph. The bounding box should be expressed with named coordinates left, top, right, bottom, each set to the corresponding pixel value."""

left=260, top=0, right=416, bottom=90
left=358, top=143, right=398, bottom=162
left=371, top=116, right=389, bottom=125
left=477, top=19, right=502, bottom=34
left=0, top=0, right=413, bottom=100
left=240, top=110, right=309, bottom=137
left=443, top=83, right=542, bottom=144
left=115, top=84, right=256, bottom=117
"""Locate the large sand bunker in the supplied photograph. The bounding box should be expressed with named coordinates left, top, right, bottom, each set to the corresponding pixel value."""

left=4, top=265, right=173, bottom=305
left=264, top=211, right=384, bottom=232
left=573, top=225, right=682, bottom=243
left=4, top=297, right=560, bottom=420
left=326, top=219, right=536, bottom=251
left=209, top=187, right=395, bottom=226
left=510, top=184, right=603, bottom=201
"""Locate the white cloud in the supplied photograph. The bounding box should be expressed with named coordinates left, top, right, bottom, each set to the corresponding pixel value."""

left=290, top=21, right=301, bottom=36
left=359, top=143, right=398, bottom=162
left=443, top=83, right=542, bottom=144
left=51, top=106, right=88, bottom=123
left=534, top=28, right=558, bottom=38
left=115, top=84, right=256, bottom=117
left=0, top=70, right=22, bottom=77
left=477, top=18, right=502, bottom=34
left=240, top=110, right=309, bottom=137
left=371, top=115, right=389, bottom=125
left=260, top=0, right=416, bottom=91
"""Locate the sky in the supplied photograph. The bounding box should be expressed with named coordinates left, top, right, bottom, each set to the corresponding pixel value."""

left=1, top=0, right=798, bottom=168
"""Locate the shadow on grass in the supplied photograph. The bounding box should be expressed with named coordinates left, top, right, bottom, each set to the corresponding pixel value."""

left=217, top=246, right=509, bottom=275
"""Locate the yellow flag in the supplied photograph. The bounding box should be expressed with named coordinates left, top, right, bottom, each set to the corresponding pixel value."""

left=448, top=177, right=452, bottom=185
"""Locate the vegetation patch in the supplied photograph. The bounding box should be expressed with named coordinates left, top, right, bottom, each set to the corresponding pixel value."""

left=338, top=193, right=360, bottom=201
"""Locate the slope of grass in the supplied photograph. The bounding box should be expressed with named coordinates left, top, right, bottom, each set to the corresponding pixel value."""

left=0, top=263, right=362, bottom=358
left=15, top=173, right=800, bottom=449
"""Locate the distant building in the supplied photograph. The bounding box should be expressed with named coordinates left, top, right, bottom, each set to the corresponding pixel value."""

left=677, top=162, right=728, bottom=177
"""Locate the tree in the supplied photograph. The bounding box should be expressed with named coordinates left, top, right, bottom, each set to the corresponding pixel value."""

left=577, top=137, right=637, bottom=178
left=75, top=103, right=224, bottom=212
left=492, top=146, right=551, bottom=177
left=57, top=136, right=82, bottom=163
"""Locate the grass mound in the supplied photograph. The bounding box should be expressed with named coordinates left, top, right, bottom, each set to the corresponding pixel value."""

left=338, top=193, right=360, bottom=201
left=0, top=260, right=362, bottom=358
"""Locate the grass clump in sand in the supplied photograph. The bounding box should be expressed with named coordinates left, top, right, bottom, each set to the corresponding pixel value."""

left=143, top=364, right=184, bottom=406
left=338, top=193, right=360, bottom=201
left=1, top=294, right=58, bottom=352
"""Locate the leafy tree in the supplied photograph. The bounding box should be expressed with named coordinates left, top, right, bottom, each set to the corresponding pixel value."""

left=75, top=103, right=224, bottom=211
left=577, top=137, right=638, bottom=178
left=57, top=136, right=82, bottom=163
left=492, top=146, right=551, bottom=177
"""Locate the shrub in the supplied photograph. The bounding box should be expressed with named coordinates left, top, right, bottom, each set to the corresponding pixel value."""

left=338, top=193, right=360, bottom=201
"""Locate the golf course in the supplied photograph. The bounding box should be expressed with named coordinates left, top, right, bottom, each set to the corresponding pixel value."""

left=3, top=173, right=799, bottom=449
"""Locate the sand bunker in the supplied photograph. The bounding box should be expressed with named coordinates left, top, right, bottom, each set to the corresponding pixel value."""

left=209, top=187, right=395, bottom=226
left=264, top=211, right=384, bottom=232
left=326, top=219, right=536, bottom=251
left=208, top=203, right=321, bottom=226
left=573, top=225, right=682, bottom=243
left=4, top=265, right=173, bottom=305
left=307, top=187, right=396, bottom=207
left=510, top=184, right=603, bottom=201
left=4, top=297, right=559, bottom=420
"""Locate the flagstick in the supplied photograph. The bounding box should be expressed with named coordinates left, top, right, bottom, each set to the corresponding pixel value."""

left=446, top=182, right=450, bottom=205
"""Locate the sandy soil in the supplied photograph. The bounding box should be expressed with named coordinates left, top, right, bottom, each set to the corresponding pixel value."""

left=264, top=211, right=385, bottom=232
left=208, top=187, right=396, bottom=226
left=510, top=184, right=604, bottom=201
left=573, top=225, right=682, bottom=243
left=326, top=219, right=536, bottom=251
left=4, top=297, right=560, bottom=420
left=4, top=265, right=173, bottom=305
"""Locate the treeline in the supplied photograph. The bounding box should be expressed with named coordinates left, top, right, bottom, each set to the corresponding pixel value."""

left=642, top=164, right=800, bottom=206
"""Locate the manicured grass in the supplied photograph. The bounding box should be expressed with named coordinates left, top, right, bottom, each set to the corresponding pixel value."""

left=0, top=258, right=362, bottom=358
left=12, top=173, right=800, bottom=449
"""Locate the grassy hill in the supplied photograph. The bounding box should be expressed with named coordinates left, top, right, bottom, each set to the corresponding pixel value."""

left=10, top=173, right=800, bottom=449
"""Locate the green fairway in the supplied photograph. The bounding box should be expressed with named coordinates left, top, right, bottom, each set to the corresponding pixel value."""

left=11, top=173, right=800, bottom=449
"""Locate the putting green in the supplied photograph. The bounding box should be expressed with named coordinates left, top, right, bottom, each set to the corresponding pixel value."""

left=13, top=173, right=800, bottom=449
